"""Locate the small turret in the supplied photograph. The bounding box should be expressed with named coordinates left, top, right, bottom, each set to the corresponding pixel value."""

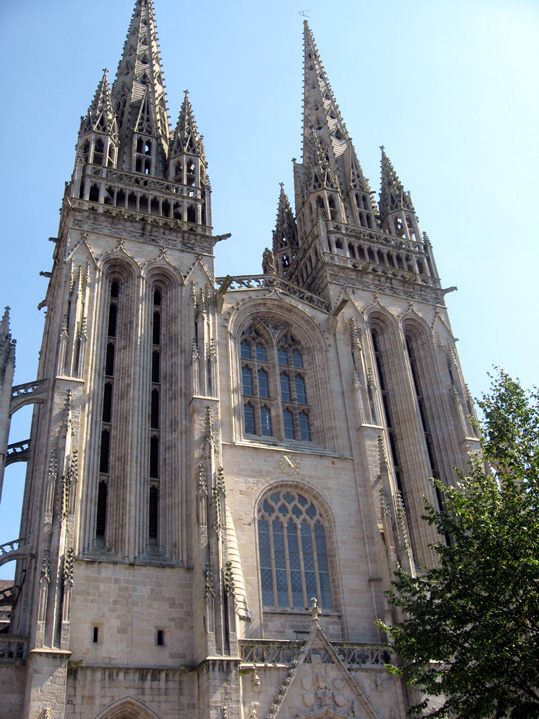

left=379, top=146, right=420, bottom=242
left=0, top=307, right=16, bottom=501
left=0, top=307, right=16, bottom=386
left=272, top=184, right=298, bottom=277
left=72, top=70, right=119, bottom=200
left=167, top=91, right=211, bottom=226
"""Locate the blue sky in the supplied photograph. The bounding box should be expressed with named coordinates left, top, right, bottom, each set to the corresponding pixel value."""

left=1, top=0, right=538, bottom=575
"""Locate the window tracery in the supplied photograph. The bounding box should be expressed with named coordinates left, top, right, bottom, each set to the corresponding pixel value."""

left=240, top=323, right=312, bottom=443
left=257, top=488, right=332, bottom=610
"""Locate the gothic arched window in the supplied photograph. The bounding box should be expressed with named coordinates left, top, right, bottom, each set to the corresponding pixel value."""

left=240, top=323, right=312, bottom=443
left=258, top=488, right=332, bottom=610
left=278, top=331, right=311, bottom=441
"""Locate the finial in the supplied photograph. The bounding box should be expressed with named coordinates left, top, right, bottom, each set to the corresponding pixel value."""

left=299, top=8, right=310, bottom=19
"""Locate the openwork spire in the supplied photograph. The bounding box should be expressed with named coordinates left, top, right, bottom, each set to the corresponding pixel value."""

left=80, top=69, right=118, bottom=139
left=170, top=91, right=204, bottom=157
left=379, top=146, right=415, bottom=223
left=293, top=22, right=377, bottom=235
left=112, top=0, right=170, bottom=162
left=273, top=184, right=298, bottom=255
left=302, top=21, right=349, bottom=165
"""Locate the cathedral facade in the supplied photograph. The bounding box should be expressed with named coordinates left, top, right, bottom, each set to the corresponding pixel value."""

left=0, top=1, right=479, bottom=717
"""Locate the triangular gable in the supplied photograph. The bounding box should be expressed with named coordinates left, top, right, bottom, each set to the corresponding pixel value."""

left=267, top=604, right=378, bottom=719
left=184, top=256, right=214, bottom=287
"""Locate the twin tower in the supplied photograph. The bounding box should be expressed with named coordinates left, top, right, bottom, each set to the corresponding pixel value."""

left=0, top=1, right=478, bottom=718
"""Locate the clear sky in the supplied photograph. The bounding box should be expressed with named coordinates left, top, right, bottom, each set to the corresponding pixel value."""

left=1, top=0, right=538, bottom=575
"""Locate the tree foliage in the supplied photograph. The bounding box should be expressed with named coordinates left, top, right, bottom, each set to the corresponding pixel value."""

left=379, top=370, right=539, bottom=719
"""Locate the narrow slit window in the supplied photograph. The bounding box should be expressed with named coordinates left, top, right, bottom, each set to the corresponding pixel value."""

left=150, top=436, right=159, bottom=478
left=153, top=311, right=161, bottom=345
left=102, top=382, right=113, bottom=423
left=99, top=430, right=110, bottom=474
left=149, top=485, right=159, bottom=539
left=151, top=389, right=160, bottom=429
left=96, top=481, right=108, bottom=537
left=152, top=351, right=160, bottom=383
left=105, top=343, right=115, bottom=376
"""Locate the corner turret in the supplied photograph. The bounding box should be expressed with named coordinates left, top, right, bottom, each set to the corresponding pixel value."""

left=379, top=146, right=421, bottom=242
left=168, top=91, right=211, bottom=226
left=72, top=70, right=119, bottom=201
left=272, top=184, right=298, bottom=277
left=0, top=307, right=16, bottom=501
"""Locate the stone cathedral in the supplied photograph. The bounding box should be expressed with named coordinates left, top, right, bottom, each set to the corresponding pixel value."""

left=0, top=1, right=479, bottom=717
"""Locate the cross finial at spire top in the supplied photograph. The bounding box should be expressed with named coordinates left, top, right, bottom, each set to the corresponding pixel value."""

left=299, top=7, right=310, bottom=19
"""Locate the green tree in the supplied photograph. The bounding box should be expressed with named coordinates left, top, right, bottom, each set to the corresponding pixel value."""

left=379, top=370, right=539, bottom=719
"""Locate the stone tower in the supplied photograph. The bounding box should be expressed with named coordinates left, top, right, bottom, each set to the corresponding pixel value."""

left=0, top=3, right=479, bottom=718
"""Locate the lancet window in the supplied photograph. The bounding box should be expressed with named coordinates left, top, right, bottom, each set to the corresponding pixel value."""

left=149, top=288, right=162, bottom=543
left=96, top=280, right=120, bottom=540
left=371, top=327, right=406, bottom=503
left=240, top=323, right=312, bottom=443
left=405, top=332, right=448, bottom=532
left=258, top=488, right=332, bottom=610
left=135, top=136, right=152, bottom=175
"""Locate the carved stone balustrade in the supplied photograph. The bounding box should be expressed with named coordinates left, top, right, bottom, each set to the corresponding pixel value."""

left=216, top=274, right=331, bottom=313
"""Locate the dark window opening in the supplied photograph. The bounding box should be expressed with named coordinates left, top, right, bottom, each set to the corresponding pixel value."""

left=107, top=303, right=117, bottom=338
left=152, top=351, right=160, bottom=383
left=150, top=436, right=159, bottom=478
left=151, top=389, right=160, bottom=429
left=153, top=311, right=161, bottom=345
left=105, top=343, right=115, bottom=376
left=102, top=382, right=113, bottom=423
left=96, top=481, right=108, bottom=537
left=93, top=626, right=99, bottom=643
left=99, top=430, right=110, bottom=474
left=149, top=485, right=159, bottom=539
left=156, top=629, right=164, bottom=646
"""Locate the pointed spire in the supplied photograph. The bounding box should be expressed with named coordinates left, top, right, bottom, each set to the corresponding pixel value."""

left=294, top=23, right=378, bottom=238
left=80, top=69, right=118, bottom=139
left=379, top=146, right=415, bottom=223
left=273, top=184, right=298, bottom=253
left=171, top=91, right=204, bottom=157
left=0, top=307, right=10, bottom=340
left=302, top=21, right=349, bottom=164
left=0, top=307, right=16, bottom=383
left=112, top=0, right=170, bottom=165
